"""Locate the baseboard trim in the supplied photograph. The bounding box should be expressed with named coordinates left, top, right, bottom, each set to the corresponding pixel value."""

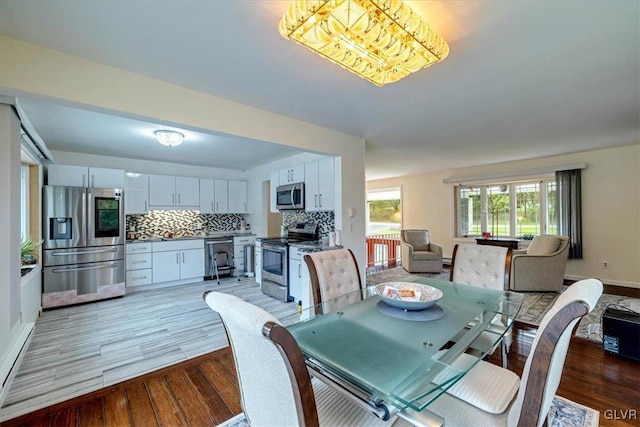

left=564, top=275, right=640, bottom=298
left=0, top=323, right=35, bottom=408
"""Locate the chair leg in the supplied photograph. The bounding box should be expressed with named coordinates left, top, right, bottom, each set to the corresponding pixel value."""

left=501, top=341, right=509, bottom=369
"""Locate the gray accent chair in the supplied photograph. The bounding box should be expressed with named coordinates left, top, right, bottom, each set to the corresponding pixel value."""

left=510, top=235, right=570, bottom=292
left=400, top=229, right=443, bottom=273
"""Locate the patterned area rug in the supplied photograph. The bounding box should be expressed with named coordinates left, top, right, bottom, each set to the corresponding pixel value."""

left=574, top=294, right=640, bottom=343
left=217, top=395, right=598, bottom=427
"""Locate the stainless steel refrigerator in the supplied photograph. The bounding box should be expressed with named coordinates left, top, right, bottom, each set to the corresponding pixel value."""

left=42, top=185, right=125, bottom=308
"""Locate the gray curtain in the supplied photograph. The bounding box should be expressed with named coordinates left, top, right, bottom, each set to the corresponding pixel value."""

left=556, top=169, right=582, bottom=259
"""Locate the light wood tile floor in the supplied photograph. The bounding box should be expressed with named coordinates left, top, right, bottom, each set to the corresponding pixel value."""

left=0, top=277, right=296, bottom=422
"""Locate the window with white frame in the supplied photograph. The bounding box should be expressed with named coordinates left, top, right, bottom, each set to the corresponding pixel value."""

left=454, top=177, right=558, bottom=238
left=20, top=164, right=29, bottom=239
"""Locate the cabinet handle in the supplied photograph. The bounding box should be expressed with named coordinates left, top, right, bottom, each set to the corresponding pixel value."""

left=176, top=253, right=179, bottom=264
left=298, top=263, right=301, bottom=278
left=144, top=201, right=148, bottom=212
left=132, top=275, right=148, bottom=280
left=172, top=193, right=175, bottom=204
left=314, top=194, right=318, bottom=208
left=319, top=194, right=322, bottom=207
left=178, top=193, right=181, bottom=204
left=244, top=202, right=247, bottom=212
left=216, top=202, right=219, bottom=212
left=82, top=174, right=86, bottom=187
left=211, top=202, right=214, bottom=212
left=132, top=260, right=147, bottom=264
left=131, top=247, right=147, bottom=251
left=91, top=174, right=95, bottom=187
left=182, top=252, right=185, bottom=263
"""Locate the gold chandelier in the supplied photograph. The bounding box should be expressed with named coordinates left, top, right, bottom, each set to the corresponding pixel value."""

left=279, top=0, right=449, bottom=86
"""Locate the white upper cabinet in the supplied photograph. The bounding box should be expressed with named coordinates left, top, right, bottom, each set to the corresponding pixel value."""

left=175, top=176, right=199, bottom=206
left=124, top=174, right=149, bottom=214
left=305, top=157, right=335, bottom=211
left=149, top=174, right=176, bottom=206
left=47, top=165, right=124, bottom=188
left=228, top=180, right=248, bottom=214
left=279, top=165, right=304, bottom=184
left=148, top=174, right=199, bottom=207
left=199, top=178, right=215, bottom=214
left=214, top=179, right=229, bottom=213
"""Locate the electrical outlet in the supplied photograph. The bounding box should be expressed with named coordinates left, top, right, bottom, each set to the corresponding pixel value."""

left=348, top=221, right=354, bottom=232
left=602, top=261, right=609, bottom=269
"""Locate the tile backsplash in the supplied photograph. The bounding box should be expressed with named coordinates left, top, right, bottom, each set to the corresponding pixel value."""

left=283, top=211, right=335, bottom=237
left=126, top=211, right=247, bottom=238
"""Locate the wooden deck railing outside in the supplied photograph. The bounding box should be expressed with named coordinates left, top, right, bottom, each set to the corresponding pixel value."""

left=366, top=233, right=401, bottom=268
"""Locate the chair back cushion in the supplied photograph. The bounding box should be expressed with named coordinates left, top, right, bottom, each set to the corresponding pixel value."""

left=451, top=244, right=510, bottom=290
left=402, top=230, right=431, bottom=251
left=204, top=292, right=302, bottom=426
left=305, top=249, right=361, bottom=311
left=507, top=278, right=603, bottom=427
left=526, top=235, right=563, bottom=255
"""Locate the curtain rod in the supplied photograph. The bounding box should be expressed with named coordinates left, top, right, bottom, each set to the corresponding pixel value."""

left=442, top=163, right=587, bottom=185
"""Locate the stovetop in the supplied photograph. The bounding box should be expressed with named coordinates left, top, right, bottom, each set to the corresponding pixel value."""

left=258, top=236, right=319, bottom=246
left=259, top=222, right=319, bottom=246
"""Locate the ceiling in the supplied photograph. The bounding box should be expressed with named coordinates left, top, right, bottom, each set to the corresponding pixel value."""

left=1, top=1, right=638, bottom=180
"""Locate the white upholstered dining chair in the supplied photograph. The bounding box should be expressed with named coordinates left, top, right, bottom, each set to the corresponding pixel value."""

left=203, top=290, right=400, bottom=427
left=450, top=243, right=513, bottom=368
left=304, top=248, right=363, bottom=313
left=428, top=278, right=603, bottom=427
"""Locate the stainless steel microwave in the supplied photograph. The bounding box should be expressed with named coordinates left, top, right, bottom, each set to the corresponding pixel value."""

left=276, top=182, right=304, bottom=210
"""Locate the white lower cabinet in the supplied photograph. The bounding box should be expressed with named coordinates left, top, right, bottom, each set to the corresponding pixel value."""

left=289, top=247, right=311, bottom=310
left=126, top=242, right=153, bottom=287
left=151, top=240, right=204, bottom=284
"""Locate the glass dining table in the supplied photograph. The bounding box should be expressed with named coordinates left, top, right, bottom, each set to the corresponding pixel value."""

left=283, top=277, right=523, bottom=421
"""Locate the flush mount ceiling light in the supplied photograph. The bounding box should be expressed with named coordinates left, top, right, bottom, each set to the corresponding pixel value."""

left=154, top=130, right=184, bottom=147
left=278, top=0, right=449, bottom=86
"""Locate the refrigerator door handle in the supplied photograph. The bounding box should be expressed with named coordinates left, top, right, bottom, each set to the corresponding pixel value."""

left=51, top=262, right=118, bottom=273
left=51, top=247, right=118, bottom=256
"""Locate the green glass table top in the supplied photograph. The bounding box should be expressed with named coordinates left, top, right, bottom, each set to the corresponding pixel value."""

left=285, top=277, right=523, bottom=411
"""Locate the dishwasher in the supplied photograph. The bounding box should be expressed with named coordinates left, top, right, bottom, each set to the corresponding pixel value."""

left=204, top=237, right=235, bottom=280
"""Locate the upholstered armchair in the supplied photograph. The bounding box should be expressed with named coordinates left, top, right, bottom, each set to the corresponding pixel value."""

left=400, top=230, right=443, bottom=273
left=510, top=235, right=570, bottom=292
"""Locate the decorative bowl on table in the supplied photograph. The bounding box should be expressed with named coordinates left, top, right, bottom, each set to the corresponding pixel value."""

left=374, top=282, right=443, bottom=311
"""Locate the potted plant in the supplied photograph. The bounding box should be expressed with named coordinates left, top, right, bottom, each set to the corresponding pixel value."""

left=21, top=235, right=42, bottom=266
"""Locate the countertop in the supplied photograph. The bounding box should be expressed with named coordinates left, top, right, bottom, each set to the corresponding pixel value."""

left=126, top=231, right=255, bottom=244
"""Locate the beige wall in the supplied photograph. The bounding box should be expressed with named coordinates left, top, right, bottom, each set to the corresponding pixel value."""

left=0, top=35, right=368, bottom=273
left=367, top=144, right=640, bottom=288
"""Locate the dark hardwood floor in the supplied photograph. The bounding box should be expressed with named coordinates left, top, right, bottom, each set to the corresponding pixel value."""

left=2, top=326, right=638, bottom=427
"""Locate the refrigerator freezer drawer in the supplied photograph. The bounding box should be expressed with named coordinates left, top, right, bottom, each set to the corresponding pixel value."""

left=44, top=245, right=124, bottom=267
left=43, top=260, right=124, bottom=295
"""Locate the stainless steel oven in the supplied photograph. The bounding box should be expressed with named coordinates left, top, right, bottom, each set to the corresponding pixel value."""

left=259, top=223, right=319, bottom=302
left=276, top=182, right=304, bottom=210
left=260, top=243, right=290, bottom=301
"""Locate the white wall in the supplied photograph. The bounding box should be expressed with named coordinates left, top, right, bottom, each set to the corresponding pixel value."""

left=0, top=104, right=28, bottom=402
left=367, top=144, right=640, bottom=288
left=0, top=35, right=368, bottom=278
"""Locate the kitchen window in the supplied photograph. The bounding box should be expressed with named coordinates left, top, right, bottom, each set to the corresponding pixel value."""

left=455, top=178, right=558, bottom=238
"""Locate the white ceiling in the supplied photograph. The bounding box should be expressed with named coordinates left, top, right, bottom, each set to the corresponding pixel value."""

left=1, top=1, right=638, bottom=180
